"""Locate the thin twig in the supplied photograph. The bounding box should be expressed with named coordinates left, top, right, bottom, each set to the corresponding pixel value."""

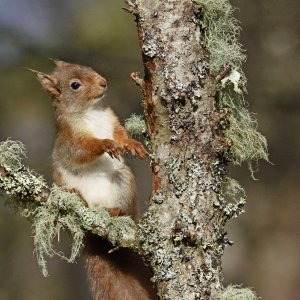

left=215, top=64, right=232, bottom=82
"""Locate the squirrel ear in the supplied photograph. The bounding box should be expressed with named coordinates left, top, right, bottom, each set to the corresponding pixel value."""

left=36, top=72, right=61, bottom=98
left=50, top=58, right=70, bottom=68
left=27, top=68, right=61, bottom=97
left=37, top=73, right=61, bottom=97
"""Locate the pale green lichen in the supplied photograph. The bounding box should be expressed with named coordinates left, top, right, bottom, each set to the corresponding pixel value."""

left=220, top=88, right=268, bottom=176
left=32, top=186, right=137, bottom=276
left=125, top=114, right=147, bottom=136
left=0, top=139, right=137, bottom=276
left=32, top=186, right=86, bottom=276
left=214, top=285, right=258, bottom=300
left=194, top=0, right=246, bottom=74
left=221, top=177, right=245, bottom=203
left=195, top=0, right=268, bottom=175
left=192, top=2, right=265, bottom=296
left=0, top=140, right=48, bottom=200
left=0, top=139, right=26, bottom=171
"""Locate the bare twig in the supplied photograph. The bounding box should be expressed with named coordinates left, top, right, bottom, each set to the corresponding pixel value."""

left=123, top=1, right=138, bottom=15
left=130, top=72, right=145, bottom=89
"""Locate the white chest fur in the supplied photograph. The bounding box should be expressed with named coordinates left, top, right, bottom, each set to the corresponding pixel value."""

left=59, top=107, right=132, bottom=211
left=84, top=108, right=114, bottom=139
left=60, top=164, right=128, bottom=211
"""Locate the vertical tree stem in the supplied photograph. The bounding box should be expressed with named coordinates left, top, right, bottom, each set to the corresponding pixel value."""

left=131, top=1, right=231, bottom=298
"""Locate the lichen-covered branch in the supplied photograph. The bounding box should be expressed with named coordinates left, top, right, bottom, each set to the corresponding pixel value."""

left=0, top=139, right=138, bottom=276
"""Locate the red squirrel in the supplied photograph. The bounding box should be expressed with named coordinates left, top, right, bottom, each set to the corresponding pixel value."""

left=34, top=60, right=156, bottom=300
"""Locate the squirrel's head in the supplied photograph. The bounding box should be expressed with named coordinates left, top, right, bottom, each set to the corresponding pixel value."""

left=31, top=60, right=107, bottom=112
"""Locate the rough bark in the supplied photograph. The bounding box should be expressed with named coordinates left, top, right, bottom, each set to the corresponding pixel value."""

left=128, top=1, right=231, bottom=299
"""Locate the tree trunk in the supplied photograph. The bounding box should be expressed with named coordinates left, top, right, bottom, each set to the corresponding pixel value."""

left=130, top=1, right=230, bottom=298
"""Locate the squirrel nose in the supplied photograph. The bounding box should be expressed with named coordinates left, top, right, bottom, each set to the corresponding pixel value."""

left=99, top=78, right=107, bottom=89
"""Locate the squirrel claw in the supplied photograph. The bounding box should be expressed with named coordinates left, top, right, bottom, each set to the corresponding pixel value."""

left=103, top=139, right=121, bottom=160
left=108, top=150, right=120, bottom=160
left=124, top=139, right=148, bottom=159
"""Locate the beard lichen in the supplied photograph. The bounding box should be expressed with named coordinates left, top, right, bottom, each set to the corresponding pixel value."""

left=193, top=0, right=267, bottom=297
left=214, top=285, right=258, bottom=300
left=220, top=88, right=268, bottom=177
left=194, top=0, right=246, bottom=74
left=32, top=186, right=86, bottom=277
left=0, top=139, right=137, bottom=277
left=194, top=0, right=268, bottom=177
left=0, top=139, right=26, bottom=170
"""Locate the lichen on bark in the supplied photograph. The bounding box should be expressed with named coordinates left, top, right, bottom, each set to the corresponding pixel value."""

left=131, top=0, right=233, bottom=298
left=129, top=0, right=266, bottom=298
left=194, top=0, right=268, bottom=175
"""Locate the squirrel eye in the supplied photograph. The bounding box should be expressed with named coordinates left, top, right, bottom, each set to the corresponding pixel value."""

left=70, top=81, right=81, bottom=90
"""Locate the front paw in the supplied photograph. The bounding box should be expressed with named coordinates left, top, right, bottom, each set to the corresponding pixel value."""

left=102, top=139, right=121, bottom=159
left=124, top=139, right=148, bottom=159
left=107, top=208, right=126, bottom=217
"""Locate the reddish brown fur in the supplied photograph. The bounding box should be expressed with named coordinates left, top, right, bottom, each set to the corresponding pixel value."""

left=76, top=136, right=121, bottom=163
left=35, top=60, right=154, bottom=300
left=109, top=109, right=148, bottom=158
left=151, top=163, right=162, bottom=193
left=53, top=169, right=64, bottom=186
left=85, top=235, right=156, bottom=300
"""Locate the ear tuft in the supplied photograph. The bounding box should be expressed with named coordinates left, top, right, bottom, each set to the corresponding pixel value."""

left=27, top=68, right=41, bottom=75
left=50, top=58, right=70, bottom=68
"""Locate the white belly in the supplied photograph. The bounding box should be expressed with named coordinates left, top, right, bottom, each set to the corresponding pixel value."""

left=59, top=156, right=125, bottom=210
left=64, top=169, right=119, bottom=210
left=59, top=107, right=133, bottom=211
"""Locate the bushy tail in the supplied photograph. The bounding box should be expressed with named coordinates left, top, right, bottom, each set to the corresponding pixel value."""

left=85, top=234, right=156, bottom=300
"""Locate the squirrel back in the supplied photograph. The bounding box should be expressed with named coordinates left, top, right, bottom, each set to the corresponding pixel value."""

left=34, top=60, right=155, bottom=300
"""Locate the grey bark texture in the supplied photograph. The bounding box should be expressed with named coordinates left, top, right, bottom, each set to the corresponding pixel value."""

left=128, top=1, right=232, bottom=299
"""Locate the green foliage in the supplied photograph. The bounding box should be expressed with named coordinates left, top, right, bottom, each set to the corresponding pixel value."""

left=215, top=285, right=258, bottom=300
left=125, top=114, right=147, bottom=136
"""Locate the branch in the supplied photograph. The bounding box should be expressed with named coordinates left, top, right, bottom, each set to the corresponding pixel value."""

left=130, top=71, right=145, bottom=90
left=0, top=139, right=138, bottom=276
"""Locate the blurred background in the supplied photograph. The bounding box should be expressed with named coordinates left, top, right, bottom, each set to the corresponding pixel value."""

left=0, top=0, right=299, bottom=299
